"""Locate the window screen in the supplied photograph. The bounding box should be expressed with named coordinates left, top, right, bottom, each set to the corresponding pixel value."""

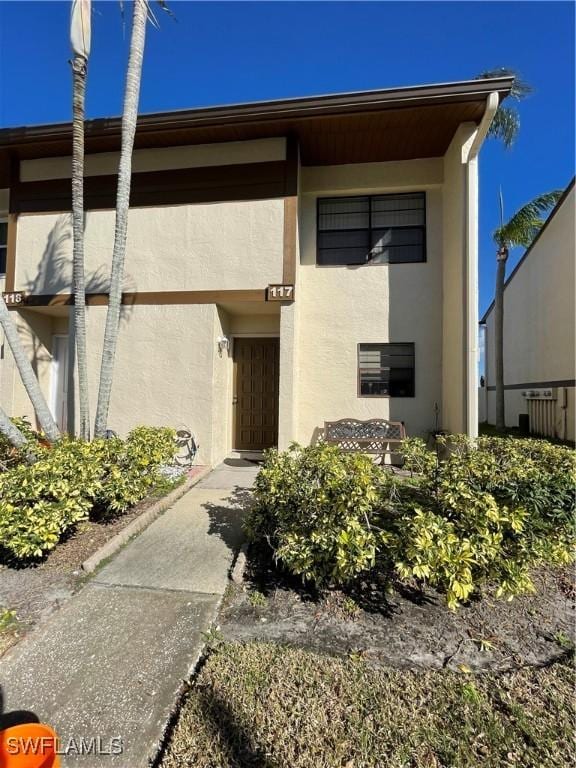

left=317, top=193, right=425, bottom=265
left=358, top=343, right=415, bottom=397
left=0, top=221, right=7, bottom=275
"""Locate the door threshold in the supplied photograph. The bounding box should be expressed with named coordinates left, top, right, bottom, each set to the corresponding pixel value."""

left=228, top=450, right=266, bottom=462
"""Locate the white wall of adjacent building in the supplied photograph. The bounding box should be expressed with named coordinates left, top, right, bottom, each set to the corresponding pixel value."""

left=483, top=182, right=575, bottom=442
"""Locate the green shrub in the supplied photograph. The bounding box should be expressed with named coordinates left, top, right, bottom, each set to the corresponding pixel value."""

left=0, top=438, right=104, bottom=558
left=248, top=437, right=575, bottom=609
left=95, top=426, right=177, bottom=516
left=246, top=443, right=392, bottom=585
left=0, top=416, right=45, bottom=469
left=396, top=435, right=575, bottom=607
left=0, top=426, right=176, bottom=559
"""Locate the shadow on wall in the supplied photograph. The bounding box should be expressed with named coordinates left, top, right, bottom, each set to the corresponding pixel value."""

left=13, top=214, right=138, bottom=434
left=24, top=213, right=137, bottom=299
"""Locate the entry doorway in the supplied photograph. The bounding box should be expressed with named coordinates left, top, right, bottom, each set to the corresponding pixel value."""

left=232, top=337, right=280, bottom=451
left=51, top=335, right=69, bottom=432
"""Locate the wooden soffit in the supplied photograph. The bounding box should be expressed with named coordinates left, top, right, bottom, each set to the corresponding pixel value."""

left=0, top=77, right=514, bottom=185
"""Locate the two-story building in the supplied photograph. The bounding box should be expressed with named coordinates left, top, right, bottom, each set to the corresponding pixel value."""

left=481, top=178, right=575, bottom=442
left=0, top=77, right=512, bottom=464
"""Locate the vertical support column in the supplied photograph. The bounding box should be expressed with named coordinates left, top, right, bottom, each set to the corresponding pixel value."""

left=278, top=302, right=298, bottom=450
left=465, top=156, right=479, bottom=437
left=4, top=213, right=17, bottom=292
left=278, top=134, right=300, bottom=449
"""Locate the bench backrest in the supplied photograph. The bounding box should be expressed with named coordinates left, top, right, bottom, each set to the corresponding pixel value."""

left=323, top=418, right=406, bottom=454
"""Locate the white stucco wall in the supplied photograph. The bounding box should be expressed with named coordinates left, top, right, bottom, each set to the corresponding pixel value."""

left=3, top=142, right=479, bottom=452
left=4, top=303, right=233, bottom=464
left=484, top=183, right=575, bottom=440
left=15, top=199, right=285, bottom=294
left=0, top=190, right=11, bottom=415
left=441, top=123, right=477, bottom=435
left=4, top=310, right=55, bottom=428
left=293, top=159, right=444, bottom=442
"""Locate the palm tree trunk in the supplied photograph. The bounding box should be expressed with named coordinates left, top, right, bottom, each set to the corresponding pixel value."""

left=0, top=297, right=61, bottom=443
left=494, top=248, right=507, bottom=430
left=0, top=406, right=36, bottom=464
left=94, top=0, right=147, bottom=438
left=71, top=52, right=90, bottom=440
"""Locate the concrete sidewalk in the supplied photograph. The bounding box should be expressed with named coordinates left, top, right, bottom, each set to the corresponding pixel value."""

left=0, top=461, right=257, bottom=767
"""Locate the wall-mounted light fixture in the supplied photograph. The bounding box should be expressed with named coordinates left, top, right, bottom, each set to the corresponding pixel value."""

left=217, top=335, right=230, bottom=357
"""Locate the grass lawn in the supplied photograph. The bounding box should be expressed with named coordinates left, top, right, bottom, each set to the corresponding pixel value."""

left=161, top=642, right=575, bottom=768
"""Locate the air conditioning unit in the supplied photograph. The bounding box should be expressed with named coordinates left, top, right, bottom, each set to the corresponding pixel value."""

left=522, top=388, right=557, bottom=400
left=522, top=387, right=566, bottom=439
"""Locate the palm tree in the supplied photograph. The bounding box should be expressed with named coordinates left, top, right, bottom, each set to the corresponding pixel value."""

left=492, top=190, right=562, bottom=429
left=477, top=68, right=532, bottom=148
left=0, top=297, right=61, bottom=443
left=70, top=0, right=92, bottom=440
left=93, top=0, right=148, bottom=438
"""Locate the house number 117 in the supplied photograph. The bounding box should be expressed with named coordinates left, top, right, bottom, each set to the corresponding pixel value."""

left=267, top=284, right=295, bottom=301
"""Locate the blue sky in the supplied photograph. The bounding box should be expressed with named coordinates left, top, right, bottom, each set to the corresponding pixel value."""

left=0, top=1, right=574, bottom=318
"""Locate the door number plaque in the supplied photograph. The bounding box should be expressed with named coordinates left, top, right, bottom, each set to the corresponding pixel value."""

left=266, top=284, right=294, bottom=302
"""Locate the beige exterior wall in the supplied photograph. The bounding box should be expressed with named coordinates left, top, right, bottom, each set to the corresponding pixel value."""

left=3, top=310, right=54, bottom=427
left=293, top=159, right=444, bottom=442
left=2, top=134, right=480, bottom=456
left=20, top=137, right=287, bottom=181
left=2, top=303, right=282, bottom=465
left=1, top=189, right=12, bottom=417
left=441, top=123, right=478, bottom=435
left=15, top=199, right=285, bottom=295
left=5, top=304, right=232, bottom=465
left=484, top=184, right=576, bottom=441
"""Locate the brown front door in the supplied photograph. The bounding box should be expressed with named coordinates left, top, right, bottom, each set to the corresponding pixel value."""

left=233, top=337, right=280, bottom=450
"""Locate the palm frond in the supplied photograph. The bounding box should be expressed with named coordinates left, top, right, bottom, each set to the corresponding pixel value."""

left=157, top=0, right=175, bottom=20
left=143, top=0, right=175, bottom=30
left=493, top=190, right=563, bottom=248
left=145, top=0, right=160, bottom=30
left=488, top=106, right=520, bottom=148
left=477, top=68, right=532, bottom=101
left=477, top=68, right=531, bottom=149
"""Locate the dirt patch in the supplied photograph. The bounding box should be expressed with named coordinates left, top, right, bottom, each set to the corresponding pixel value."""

left=219, top=548, right=576, bottom=671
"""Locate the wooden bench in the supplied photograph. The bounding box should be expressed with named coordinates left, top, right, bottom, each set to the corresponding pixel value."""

left=323, top=418, right=406, bottom=464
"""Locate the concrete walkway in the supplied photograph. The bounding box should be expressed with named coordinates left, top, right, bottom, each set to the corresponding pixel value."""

left=0, top=460, right=257, bottom=767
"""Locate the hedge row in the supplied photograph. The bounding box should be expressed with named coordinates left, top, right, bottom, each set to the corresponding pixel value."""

left=0, top=426, right=176, bottom=559
left=246, top=436, right=575, bottom=608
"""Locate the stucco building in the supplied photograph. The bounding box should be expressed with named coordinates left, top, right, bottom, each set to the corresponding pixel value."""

left=0, top=77, right=512, bottom=464
left=481, top=179, right=575, bottom=442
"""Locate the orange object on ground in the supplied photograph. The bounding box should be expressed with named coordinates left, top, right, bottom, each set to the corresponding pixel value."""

left=0, top=723, right=60, bottom=768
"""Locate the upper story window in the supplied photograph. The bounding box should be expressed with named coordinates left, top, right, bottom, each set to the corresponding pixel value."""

left=317, top=192, right=426, bottom=266
left=0, top=220, right=7, bottom=275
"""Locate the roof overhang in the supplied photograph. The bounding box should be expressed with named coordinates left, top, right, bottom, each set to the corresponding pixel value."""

left=0, top=77, right=513, bottom=184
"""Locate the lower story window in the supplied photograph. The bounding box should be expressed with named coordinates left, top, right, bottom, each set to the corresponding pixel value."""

left=358, top=343, right=415, bottom=397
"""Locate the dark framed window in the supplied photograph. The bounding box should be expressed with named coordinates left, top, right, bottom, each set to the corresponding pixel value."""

left=358, top=343, right=415, bottom=397
left=0, top=220, right=7, bottom=275
left=317, top=192, right=426, bottom=266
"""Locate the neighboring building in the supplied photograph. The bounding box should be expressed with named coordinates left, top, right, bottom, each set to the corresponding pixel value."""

left=0, top=77, right=512, bottom=464
left=480, top=179, right=575, bottom=442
